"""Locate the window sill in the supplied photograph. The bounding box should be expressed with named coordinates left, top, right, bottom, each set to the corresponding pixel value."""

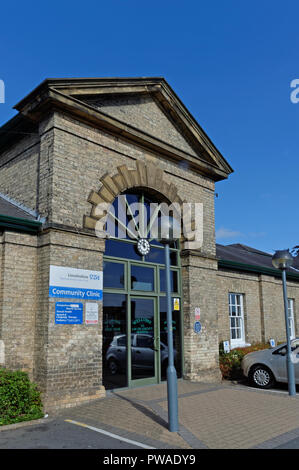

left=230, top=342, right=251, bottom=349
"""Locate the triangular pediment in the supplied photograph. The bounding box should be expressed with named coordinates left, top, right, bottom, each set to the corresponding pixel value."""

left=13, top=77, right=233, bottom=180
left=79, top=93, right=198, bottom=158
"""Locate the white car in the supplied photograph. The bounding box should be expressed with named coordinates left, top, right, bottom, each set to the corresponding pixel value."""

left=242, top=338, right=299, bottom=389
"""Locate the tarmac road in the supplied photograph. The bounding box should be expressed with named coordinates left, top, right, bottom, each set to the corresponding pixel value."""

left=0, top=419, right=141, bottom=449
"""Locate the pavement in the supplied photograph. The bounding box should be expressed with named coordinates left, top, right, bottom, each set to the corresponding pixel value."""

left=2, top=380, right=299, bottom=449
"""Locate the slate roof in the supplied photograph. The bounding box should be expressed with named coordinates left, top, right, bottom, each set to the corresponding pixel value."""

left=0, top=194, right=39, bottom=221
left=216, top=243, right=299, bottom=275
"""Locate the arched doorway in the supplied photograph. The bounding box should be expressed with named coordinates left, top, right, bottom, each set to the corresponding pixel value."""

left=102, top=189, right=183, bottom=390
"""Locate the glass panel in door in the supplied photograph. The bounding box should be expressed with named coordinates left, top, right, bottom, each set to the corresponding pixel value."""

left=103, top=293, right=127, bottom=390
left=130, top=297, right=157, bottom=382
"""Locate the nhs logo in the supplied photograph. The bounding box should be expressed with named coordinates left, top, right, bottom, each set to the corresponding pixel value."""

left=89, top=273, right=100, bottom=281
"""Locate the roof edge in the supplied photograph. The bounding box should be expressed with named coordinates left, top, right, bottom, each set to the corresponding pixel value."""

left=13, top=77, right=169, bottom=111
left=0, top=214, right=42, bottom=234
left=218, top=258, right=299, bottom=281
left=0, top=192, right=43, bottom=220
left=12, top=77, right=233, bottom=179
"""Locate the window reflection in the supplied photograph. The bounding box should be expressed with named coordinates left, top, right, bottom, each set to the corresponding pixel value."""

left=160, top=269, right=178, bottom=293
left=145, top=247, right=165, bottom=264
left=170, top=251, right=177, bottom=266
left=105, top=239, right=141, bottom=261
left=131, top=265, right=155, bottom=291
left=103, top=261, right=125, bottom=289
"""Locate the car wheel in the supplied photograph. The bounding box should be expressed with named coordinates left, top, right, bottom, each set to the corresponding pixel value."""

left=249, top=364, right=275, bottom=389
left=108, top=358, right=118, bottom=375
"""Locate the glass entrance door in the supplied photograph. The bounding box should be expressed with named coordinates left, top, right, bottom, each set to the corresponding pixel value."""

left=102, top=189, right=183, bottom=391
left=130, top=297, right=159, bottom=386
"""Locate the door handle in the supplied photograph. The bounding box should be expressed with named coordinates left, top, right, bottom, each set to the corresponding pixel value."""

left=136, top=350, right=141, bottom=354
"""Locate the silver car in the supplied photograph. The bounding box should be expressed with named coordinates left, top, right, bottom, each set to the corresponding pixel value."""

left=105, top=334, right=176, bottom=375
left=242, top=338, right=299, bottom=389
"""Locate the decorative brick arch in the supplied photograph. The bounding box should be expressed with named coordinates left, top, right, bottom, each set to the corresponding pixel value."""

left=83, top=160, right=197, bottom=247
left=83, top=160, right=183, bottom=227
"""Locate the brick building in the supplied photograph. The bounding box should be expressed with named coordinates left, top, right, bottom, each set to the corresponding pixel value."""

left=217, top=243, right=299, bottom=348
left=0, top=78, right=298, bottom=410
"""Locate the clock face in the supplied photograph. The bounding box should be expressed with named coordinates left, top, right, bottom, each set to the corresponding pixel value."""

left=137, top=238, right=151, bottom=256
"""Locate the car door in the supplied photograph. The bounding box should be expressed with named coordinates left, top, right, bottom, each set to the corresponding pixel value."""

left=115, top=335, right=127, bottom=370
left=272, top=340, right=299, bottom=384
left=272, top=345, right=288, bottom=381
left=134, top=334, right=155, bottom=370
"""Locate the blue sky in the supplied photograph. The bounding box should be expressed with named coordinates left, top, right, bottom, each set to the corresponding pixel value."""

left=0, top=0, right=298, bottom=254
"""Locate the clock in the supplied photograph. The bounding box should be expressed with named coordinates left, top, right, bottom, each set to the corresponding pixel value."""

left=136, top=238, right=151, bottom=256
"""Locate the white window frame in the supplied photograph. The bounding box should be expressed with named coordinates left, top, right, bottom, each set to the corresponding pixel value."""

left=288, top=299, right=295, bottom=340
left=229, top=293, right=245, bottom=348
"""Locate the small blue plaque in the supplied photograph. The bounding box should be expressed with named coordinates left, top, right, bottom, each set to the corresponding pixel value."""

left=55, top=302, right=83, bottom=324
left=194, top=321, right=202, bottom=334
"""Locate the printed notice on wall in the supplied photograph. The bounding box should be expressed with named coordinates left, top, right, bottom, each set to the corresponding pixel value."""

left=195, top=307, right=201, bottom=320
left=85, top=302, right=99, bottom=325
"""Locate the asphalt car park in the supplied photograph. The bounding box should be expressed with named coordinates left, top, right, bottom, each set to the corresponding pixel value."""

left=0, top=419, right=145, bottom=449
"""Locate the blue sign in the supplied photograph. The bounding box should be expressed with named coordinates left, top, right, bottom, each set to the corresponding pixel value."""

left=49, top=286, right=102, bottom=300
left=194, top=321, right=202, bottom=334
left=55, top=302, right=83, bottom=325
